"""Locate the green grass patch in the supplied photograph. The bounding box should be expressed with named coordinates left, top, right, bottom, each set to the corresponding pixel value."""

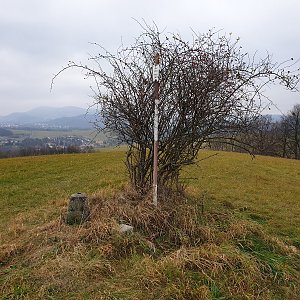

left=0, top=151, right=127, bottom=239
left=0, top=150, right=300, bottom=299
left=184, top=151, right=300, bottom=243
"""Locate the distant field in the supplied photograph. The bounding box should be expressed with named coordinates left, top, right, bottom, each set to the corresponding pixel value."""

left=11, top=129, right=107, bottom=142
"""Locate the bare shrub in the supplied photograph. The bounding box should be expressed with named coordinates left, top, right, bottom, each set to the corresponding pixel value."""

left=53, top=24, right=299, bottom=191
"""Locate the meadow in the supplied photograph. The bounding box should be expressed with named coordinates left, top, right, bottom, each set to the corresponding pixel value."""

left=0, top=150, right=299, bottom=299
left=0, top=150, right=126, bottom=233
left=11, top=129, right=108, bottom=142
left=186, top=151, right=300, bottom=245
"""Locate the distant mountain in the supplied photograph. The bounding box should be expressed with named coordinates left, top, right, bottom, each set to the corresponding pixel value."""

left=25, top=106, right=88, bottom=120
left=0, top=128, right=13, bottom=136
left=263, top=114, right=283, bottom=122
left=0, top=106, right=100, bottom=129
left=270, top=114, right=283, bottom=122
left=0, top=106, right=88, bottom=124
left=44, top=114, right=103, bottom=129
left=0, top=112, right=41, bottom=124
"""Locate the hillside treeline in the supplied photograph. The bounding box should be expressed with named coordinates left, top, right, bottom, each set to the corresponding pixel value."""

left=210, top=104, right=300, bottom=159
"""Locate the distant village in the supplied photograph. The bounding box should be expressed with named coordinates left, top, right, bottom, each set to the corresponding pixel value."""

left=0, top=127, right=118, bottom=158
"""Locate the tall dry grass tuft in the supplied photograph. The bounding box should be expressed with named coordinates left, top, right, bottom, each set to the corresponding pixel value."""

left=0, top=187, right=299, bottom=299
left=72, top=187, right=221, bottom=259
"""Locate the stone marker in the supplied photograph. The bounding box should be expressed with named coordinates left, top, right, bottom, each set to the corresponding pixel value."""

left=65, top=192, right=90, bottom=225
left=119, top=224, right=134, bottom=233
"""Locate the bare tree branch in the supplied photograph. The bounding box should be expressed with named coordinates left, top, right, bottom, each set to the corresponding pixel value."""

left=53, top=25, right=299, bottom=191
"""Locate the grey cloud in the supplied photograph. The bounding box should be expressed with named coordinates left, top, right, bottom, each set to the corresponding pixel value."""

left=0, top=0, right=300, bottom=115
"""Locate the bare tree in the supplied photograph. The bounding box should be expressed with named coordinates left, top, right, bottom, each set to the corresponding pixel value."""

left=53, top=24, right=299, bottom=191
left=239, top=115, right=284, bottom=157
left=281, top=104, right=300, bottom=159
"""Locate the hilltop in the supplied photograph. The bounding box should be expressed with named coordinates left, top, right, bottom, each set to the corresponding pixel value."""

left=0, top=150, right=299, bottom=299
left=0, top=106, right=101, bottom=129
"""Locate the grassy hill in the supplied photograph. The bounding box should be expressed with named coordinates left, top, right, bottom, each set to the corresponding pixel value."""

left=0, top=150, right=299, bottom=299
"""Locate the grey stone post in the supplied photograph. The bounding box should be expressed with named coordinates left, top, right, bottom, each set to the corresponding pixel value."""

left=65, top=192, right=90, bottom=225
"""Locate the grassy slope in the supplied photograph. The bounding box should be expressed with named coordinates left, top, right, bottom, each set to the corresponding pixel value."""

left=185, top=151, right=300, bottom=245
left=0, top=151, right=126, bottom=235
left=0, top=150, right=299, bottom=299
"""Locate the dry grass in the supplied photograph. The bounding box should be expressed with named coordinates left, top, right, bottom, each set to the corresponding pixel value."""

left=184, top=151, right=300, bottom=247
left=1, top=150, right=300, bottom=299
left=1, top=188, right=299, bottom=299
left=0, top=150, right=127, bottom=244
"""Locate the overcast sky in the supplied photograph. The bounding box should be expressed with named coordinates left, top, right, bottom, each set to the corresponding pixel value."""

left=1, top=0, right=299, bottom=116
